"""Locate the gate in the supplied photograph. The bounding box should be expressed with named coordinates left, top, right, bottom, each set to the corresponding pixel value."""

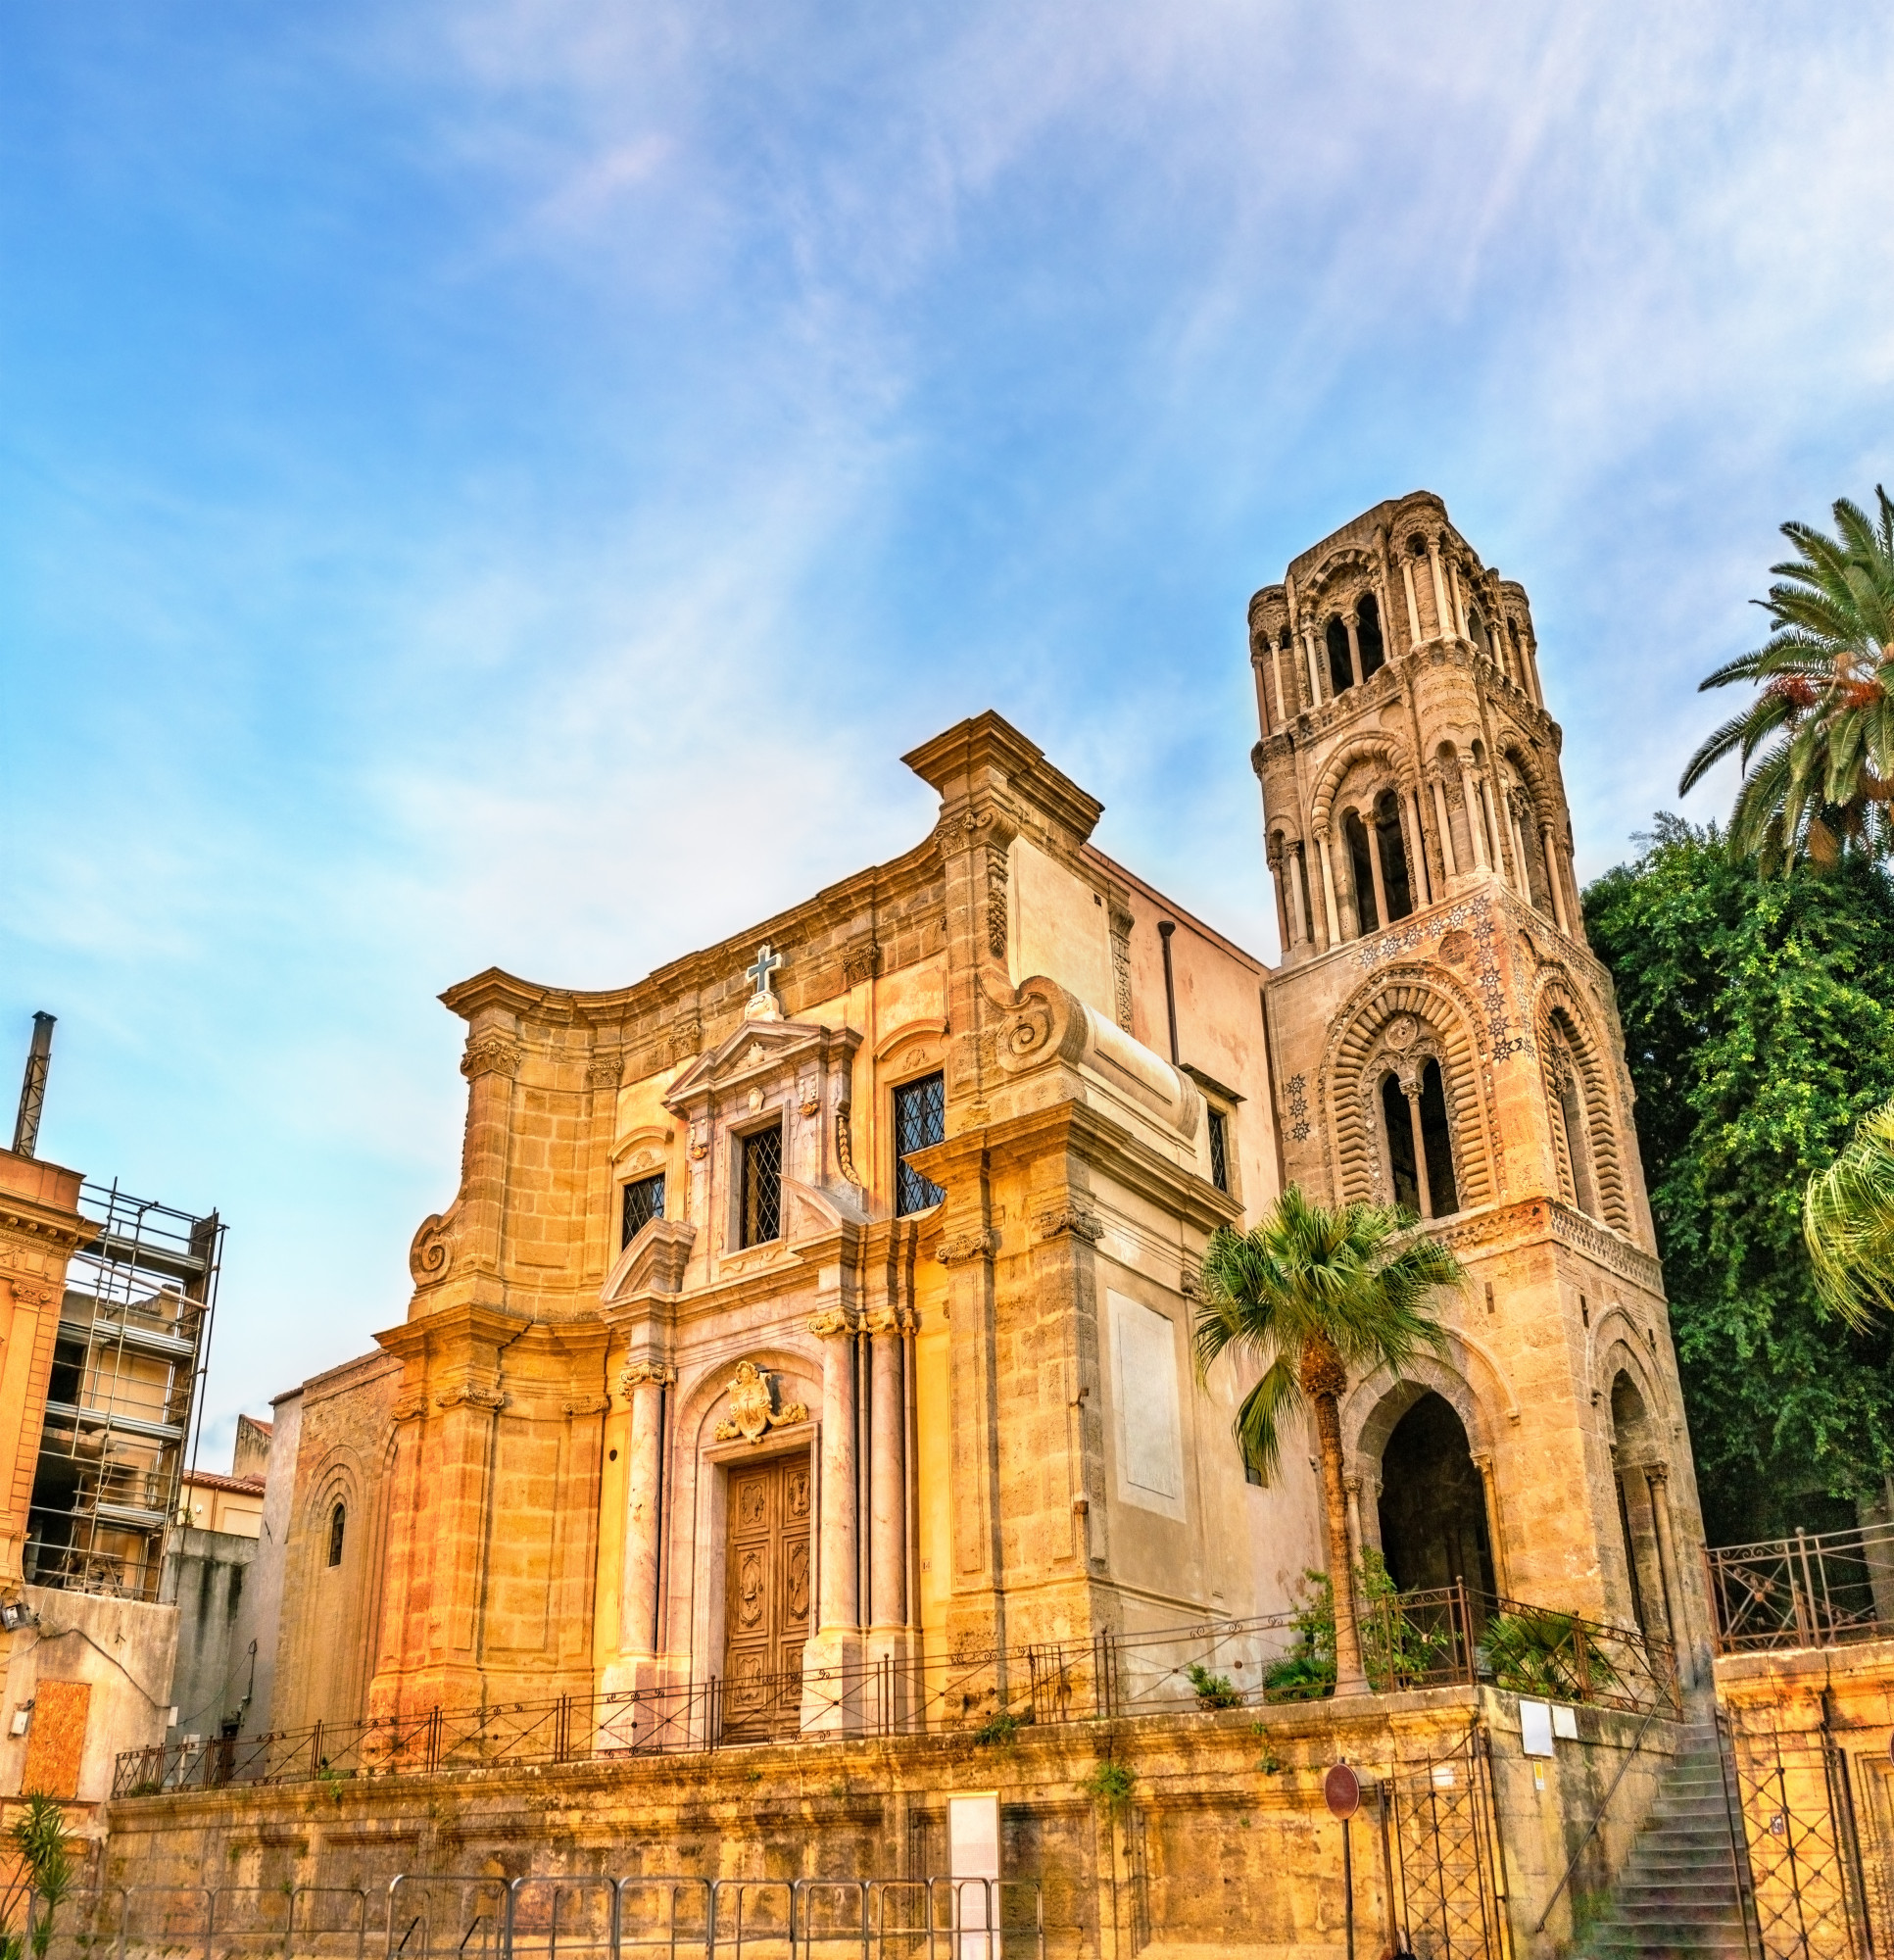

left=1729, top=1728, right=1881, bottom=1960
left=1384, top=1735, right=1503, bottom=1960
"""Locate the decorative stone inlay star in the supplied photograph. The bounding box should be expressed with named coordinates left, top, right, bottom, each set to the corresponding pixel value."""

left=713, top=1359, right=807, bottom=1444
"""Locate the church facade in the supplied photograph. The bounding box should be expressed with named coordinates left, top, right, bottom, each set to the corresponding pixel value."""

left=260, top=492, right=1707, bottom=1743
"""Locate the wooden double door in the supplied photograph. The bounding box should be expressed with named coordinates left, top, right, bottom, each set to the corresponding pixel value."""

left=721, top=1450, right=811, bottom=1740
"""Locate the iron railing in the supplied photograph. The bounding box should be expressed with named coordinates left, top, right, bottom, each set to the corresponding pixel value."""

left=1707, top=1521, right=1894, bottom=1653
left=116, top=1582, right=1675, bottom=1798
left=15, top=1876, right=1045, bottom=1960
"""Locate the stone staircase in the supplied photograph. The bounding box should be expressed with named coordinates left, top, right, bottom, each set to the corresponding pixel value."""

left=1578, top=1720, right=1754, bottom=1960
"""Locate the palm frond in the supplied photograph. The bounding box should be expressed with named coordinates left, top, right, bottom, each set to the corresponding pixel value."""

left=1805, top=1096, right=1894, bottom=1329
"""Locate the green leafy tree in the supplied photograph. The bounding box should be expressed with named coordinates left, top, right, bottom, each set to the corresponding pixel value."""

left=1679, top=487, right=1894, bottom=872
left=1584, top=818, right=1894, bottom=1541
left=1194, top=1189, right=1463, bottom=1693
left=1805, top=1095, right=1894, bottom=1327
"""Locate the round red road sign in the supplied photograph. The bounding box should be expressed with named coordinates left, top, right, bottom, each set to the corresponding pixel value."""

left=1324, top=1763, right=1362, bottom=1821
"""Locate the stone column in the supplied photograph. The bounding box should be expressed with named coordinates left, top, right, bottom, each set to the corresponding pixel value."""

left=1269, top=639, right=1287, bottom=724
left=1303, top=628, right=1324, bottom=706
left=1287, top=847, right=1311, bottom=950
left=1403, top=1081, right=1433, bottom=1218
left=1402, top=557, right=1424, bottom=644
left=1366, top=816, right=1390, bottom=930
left=1345, top=616, right=1364, bottom=689
left=1645, top=1461, right=1681, bottom=1649
left=797, top=1307, right=859, bottom=1731
left=617, top=1361, right=673, bottom=1663
left=1472, top=1448, right=1509, bottom=1596
left=1540, top=824, right=1570, bottom=933
left=867, top=1306, right=907, bottom=1636
left=1459, top=766, right=1488, bottom=870
left=1427, top=542, right=1452, bottom=642
left=810, top=1307, right=860, bottom=1638
left=1432, top=775, right=1459, bottom=877
left=1317, top=833, right=1342, bottom=946
left=1447, top=560, right=1469, bottom=640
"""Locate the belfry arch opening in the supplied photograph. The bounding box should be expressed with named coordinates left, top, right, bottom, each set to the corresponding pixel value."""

left=1326, top=615, right=1354, bottom=696
left=1344, top=811, right=1378, bottom=933
left=1377, top=1392, right=1495, bottom=1600
left=1379, top=1058, right=1458, bottom=1218
left=1373, top=790, right=1412, bottom=920
left=1357, top=594, right=1385, bottom=678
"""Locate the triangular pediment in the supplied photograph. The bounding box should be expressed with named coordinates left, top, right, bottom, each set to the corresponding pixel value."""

left=664, top=1017, right=858, bottom=1112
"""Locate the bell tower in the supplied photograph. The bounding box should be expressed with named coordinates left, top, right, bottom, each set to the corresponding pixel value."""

left=1251, top=492, right=1711, bottom=1669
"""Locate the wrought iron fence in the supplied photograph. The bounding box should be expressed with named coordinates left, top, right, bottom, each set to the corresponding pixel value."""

left=1708, top=1521, right=1894, bottom=1653
left=21, top=1875, right=1045, bottom=1960
left=116, top=1583, right=1675, bottom=1798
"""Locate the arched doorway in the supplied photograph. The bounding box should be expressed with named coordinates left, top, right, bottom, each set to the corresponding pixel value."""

left=1377, top=1392, right=1495, bottom=1599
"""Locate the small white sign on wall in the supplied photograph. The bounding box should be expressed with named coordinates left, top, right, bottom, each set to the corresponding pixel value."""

left=1109, top=1291, right=1184, bottom=1517
left=1551, top=1703, right=1579, bottom=1740
left=1520, top=1698, right=1555, bottom=1757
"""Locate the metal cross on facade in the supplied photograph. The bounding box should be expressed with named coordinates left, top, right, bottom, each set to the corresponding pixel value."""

left=746, top=943, right=783, bottom=997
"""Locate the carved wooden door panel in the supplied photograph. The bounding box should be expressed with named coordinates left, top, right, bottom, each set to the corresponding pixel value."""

left=721, top=1451, right=811, bottom=1739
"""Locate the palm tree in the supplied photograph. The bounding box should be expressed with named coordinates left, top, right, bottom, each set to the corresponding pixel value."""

left=1805, top=1093, right=1894, bottom=1329
left=1679, top=487, right=1894, bottom=873
left=1193, top=1187, right=1465, bottom=1694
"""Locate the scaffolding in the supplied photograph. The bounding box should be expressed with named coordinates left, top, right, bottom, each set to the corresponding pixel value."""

left=24, top=1181, right=222, bottom=1602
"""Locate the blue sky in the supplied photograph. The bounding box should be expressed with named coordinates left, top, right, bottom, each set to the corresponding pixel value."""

left=4, top=0, right=1890, bottom=1459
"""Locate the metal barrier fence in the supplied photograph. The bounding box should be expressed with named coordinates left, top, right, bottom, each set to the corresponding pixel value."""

left=116, top=1584, right=1675, bottom=1796
left=1708, top=1521, right=1894, bottom=1653
left=14, top=1875, right=1043, bottom=1960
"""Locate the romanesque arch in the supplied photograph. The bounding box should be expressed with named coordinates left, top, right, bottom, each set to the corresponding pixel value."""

left=1321, top=971, right=1495, bottom=1214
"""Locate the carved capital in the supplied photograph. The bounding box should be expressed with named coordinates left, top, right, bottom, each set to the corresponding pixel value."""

left=842, top=939, right=883, bottom=988
left=461, top=1033, right=523, bottom=1082
left=864, top=1303, right=904, bottom=1338
left=5, top=1276, right=57, bottom=1309
left=1036, top=1205, right=1104, bottom=1246
left=586, top=1051, right=625, bottom=1092
left=392, top=1391, right=429, bottom=1423
left=937, top=1229, right=998, bottom=1267
left=617, top=1360, right=676, bottom=1396
left=807, top=1306, right=859, bottom=1340
left=563, top=1395, right=612, bottom=1417
left=434, top=1380, right=506, bottom=1412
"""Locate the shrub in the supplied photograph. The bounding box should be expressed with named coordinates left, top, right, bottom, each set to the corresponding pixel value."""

left=1184, top=1663, right=1243, bottom=1710
left=1080, top=1760, right=1136, bottom=1809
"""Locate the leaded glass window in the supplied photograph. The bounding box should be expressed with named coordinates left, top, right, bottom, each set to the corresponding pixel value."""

left=621, top=1171, right=665, bottom=1249
left=741, top=1124, right=783, bottom=1246
left=895, top=1071, right=946, bottom=1216
left=1207, top=1107, right=1230, bottom=1195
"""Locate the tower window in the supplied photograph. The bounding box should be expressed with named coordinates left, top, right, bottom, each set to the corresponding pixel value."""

left=1357, top=594, right=1385, bottom=678
left=1374, top=790, right=1413, bottom=921
left=1207, top=1107, right=1230, bottom=1194
left=1558, top=1069, right=1597, bottom=1216
left=1381, top=1059, right=1460, bottom=1219
left=894, top=1072, right=947, bottom=1216
left=1326, top=616, right=1354, bottom=696
left=327, top=1502, right=346, bottom=1568
left=740, top=1124, right=783, bottom=1246
left=621, top=1172, right=665, bottom=1248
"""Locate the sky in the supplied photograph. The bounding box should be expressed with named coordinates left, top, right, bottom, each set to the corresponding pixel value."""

left=3, top=0, right=1891, bottom=1463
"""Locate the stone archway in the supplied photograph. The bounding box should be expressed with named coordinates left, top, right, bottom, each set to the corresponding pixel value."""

left=1610, top=1370, right=1675, bottom=1641
left=1377, top=1392, right=1496, bottom=1601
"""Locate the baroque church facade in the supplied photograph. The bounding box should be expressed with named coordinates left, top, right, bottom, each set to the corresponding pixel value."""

left=259, top=493, right=1708, bottom=1741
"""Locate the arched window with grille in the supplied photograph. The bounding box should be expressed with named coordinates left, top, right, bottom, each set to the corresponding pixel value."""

left=1546, top=1017, right=1598, bottom=1215
left=326, top=1501, right=346, bottom=1569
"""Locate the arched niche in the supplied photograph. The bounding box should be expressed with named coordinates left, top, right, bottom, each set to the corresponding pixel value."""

left=1375, top=1390, right=1497, bottom=1604
left=1608, top=1362, right=1675, bottom=1642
